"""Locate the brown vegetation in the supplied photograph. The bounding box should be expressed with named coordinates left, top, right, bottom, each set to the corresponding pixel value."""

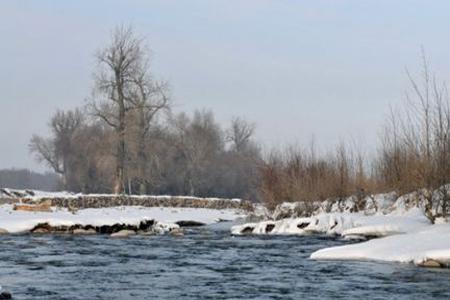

left=259, top=143, right=373, bottom=210
left=260, top=51, right=450, bottom=216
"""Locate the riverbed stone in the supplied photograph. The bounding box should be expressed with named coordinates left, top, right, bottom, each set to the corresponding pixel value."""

left=138, top=230, right=156, bottom=236
left=32, top=227, right=50, bottom=234
left=110, top=230, right=136, bottom=238
left=176, top=220, right=205, bottom=227
left=169, top=228, right=184, bottom=236
left=73, top=228, right=96, bottom=235
left=0, top=291, right=12, bottom=300
left=418, top=259, right=442, bottom=268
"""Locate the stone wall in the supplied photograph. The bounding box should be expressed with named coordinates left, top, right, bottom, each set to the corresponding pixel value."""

left=16, top=195, right=254, bottom=211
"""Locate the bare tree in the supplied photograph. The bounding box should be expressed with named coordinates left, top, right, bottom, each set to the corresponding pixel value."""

left=128, top=69, right=170, bottom=194
left=226, top=117, right=255, bottom=152
left=30, top=109, right=84, bottom=189
left=172, top=110, right=223, bottom=196
left=90, top=26, right=147, bottom=194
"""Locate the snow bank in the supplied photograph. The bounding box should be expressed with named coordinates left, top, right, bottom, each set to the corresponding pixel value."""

left=231, top=208, right=430, bottom=237
left=311, top=223, right=450, bottom=266
left=0, top=205, right=246, bottom=234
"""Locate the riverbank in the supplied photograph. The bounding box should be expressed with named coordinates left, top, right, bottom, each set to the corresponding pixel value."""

left=0, top=189, right=250, bottom=236
left=232, top=185, right=450, bottom=268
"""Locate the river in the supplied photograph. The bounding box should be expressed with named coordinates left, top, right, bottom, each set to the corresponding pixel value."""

left=1, top=223, right=450, bottom=299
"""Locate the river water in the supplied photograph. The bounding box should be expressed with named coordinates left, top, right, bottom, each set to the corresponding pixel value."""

left=1, top=223, right=450, bottom=299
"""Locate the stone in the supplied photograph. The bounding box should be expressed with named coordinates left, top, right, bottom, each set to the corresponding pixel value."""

left=169, top=228, right=184, bottom=236
left=32, top=227, right=50, bottom=234
left=13, top=202, right=51, bottom=212
left=241, top=226, right=254, bottom=235
left=0, top=291, right=12, bottom=300
left=418, top=259, right=442, bottom=268
left=175, top=220, right=205, bottom=227
left=73, top=228, right=96, bottom=235
left=138, top=230, right=156, bottom=236
left=265, top=223, right=275, bottom=233
left=297, top=222, right=310, bottom=229
left=110, top=230, right=136, bottom=238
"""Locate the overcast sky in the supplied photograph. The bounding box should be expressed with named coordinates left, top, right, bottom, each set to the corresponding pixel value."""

left=2, top=0, right=450, bottom=172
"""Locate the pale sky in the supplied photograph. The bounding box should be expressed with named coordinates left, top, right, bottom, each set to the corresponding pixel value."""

left=2, top=0, right=450, bottom=171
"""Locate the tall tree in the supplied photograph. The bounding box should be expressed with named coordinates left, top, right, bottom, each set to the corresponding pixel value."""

left=91, top=26, right=146, bottom=194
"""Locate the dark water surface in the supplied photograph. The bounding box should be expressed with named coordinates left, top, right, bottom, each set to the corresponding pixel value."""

left=1, top=223, right=450, bottom=300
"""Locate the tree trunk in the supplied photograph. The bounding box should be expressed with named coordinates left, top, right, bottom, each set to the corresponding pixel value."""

left=114, top=74, right=126, bottom=194
left=138, top=108, right=148, bottom=195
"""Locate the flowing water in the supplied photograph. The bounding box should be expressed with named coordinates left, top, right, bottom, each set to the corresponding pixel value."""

left=1, top=223, right=450, bottom=299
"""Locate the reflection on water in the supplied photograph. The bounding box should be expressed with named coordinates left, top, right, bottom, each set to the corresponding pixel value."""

left=1, top=225, right=450, bottom=299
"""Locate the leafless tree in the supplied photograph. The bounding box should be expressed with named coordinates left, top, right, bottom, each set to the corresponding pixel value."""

left=30, top=109, right=84, bottom=189
left=128, top=68, right=170, bottom=194
left=172, top=110, right=223, bottom=195
left=226, top=117, right=255, bottom=152
left=90, top=25, right=147, bottom=194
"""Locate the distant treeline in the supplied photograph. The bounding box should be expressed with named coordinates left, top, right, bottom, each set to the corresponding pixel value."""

left=28, top=27, right=450, bottom=212
left=29, top=26, right=261, bottom=200
left=0, top=169, right=60, bottom=191
left=30, top=108, right=261, bottom=200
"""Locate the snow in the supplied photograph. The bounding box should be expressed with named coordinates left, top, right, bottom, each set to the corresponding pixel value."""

left=310, top=224, right=450, bottom=266
left=231, top=208, right=430, bottom=237
left=363, top=192, right=398, bottom=214
left=0, top=205, right=246, bottom=234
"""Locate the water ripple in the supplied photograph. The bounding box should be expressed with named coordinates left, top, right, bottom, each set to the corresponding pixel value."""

left=0, top=227, right=450, bottom=299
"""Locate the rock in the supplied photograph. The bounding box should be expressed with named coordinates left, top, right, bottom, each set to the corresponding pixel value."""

left=297, top=222, right=310, bottom=229
left=418, top=259, right=442, bottom=268
left=110, top=230, right=136, bottom=238
left=241, top=226, right=254, bottom=235
left=73, top=228, right=96, bottom=235
left=0, top=291, right=12, bottom=300
left=0, top=228, right=9, bottom=235
left=32, top=227, right=50, bottom=234
left=169, top=228, right=184, bottom=236
left=138, top=230, right=156, bottom=236
left=265, top=223, right=275, bottom=233
left=14, top=202, right=52, bottom=212
left=175, top=220, right=205, bottom=227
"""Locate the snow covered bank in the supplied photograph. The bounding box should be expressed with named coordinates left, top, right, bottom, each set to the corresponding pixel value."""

left=0, top=204, right=246, bottom=234
left=311, top=223, right=450, bottom=267
left=231, top=187, right=450, bottom=267
left=231, top=185, right=445, bottom=237
left=231, top=208, right=430, bottom=237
